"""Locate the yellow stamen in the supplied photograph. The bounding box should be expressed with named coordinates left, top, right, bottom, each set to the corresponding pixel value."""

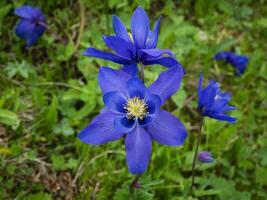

left=124, top=97, right=148, bottom=120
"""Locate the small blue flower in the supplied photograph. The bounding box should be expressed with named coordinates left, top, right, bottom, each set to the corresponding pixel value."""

left=214, top=51, right=249, bottom=76
left=198, top=151, right=213, bottom=163
left=78, top=66, right=187, bottom=174
left=83, top=6, right=182, bottom=76
left=14, top=5, right=47, bottom=47
left=198, top=74, right=236, bottom=123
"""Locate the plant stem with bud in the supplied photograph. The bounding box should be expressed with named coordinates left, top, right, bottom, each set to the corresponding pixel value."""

left=190, top=116, right=204, bottom=194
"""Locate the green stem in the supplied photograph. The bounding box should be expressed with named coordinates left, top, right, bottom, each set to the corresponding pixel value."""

left=104, top=0, right=110, bottom=34
left=139, top=63, right=145, bottom=82
left=190, top=116, right=204, bottom=194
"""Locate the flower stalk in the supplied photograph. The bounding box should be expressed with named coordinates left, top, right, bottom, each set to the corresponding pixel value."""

left=129, top=174, right=141, bottom=194
left=139, top=62, right=145, bottom=82
left=190, top=116, right=204, bottom=193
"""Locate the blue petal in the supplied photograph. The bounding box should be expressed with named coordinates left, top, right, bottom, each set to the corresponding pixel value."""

left=148, top=66, right=184, bottom=104
left=15, top=20, right=46, bottom=46
left=138, top=116, right=153, bottom=126
left=28, top=24, right=46, bottom=46
left=126, top=78, right=146, bottom=99
left=208, top=113, right=237, bottom=123
left=112, top=15, right=131, bottom=43
left=214, top=51, right=229, bottom=60
left=210, top=95, right=231, bottom=113
left=146, top=94, right=161, bottom=115
left=121, top=63, right=138, bottom=77
left=83, top=48, right=132, bottom=64
left=146, top=110, right=187, bottom=146
left=78, top=109, right=125, bottom=145
left=199, top=84, right=217, bottom=109
left=98, top=66, right=131, bottom=94
left=145, top=17, right=161, bottom=49
left=103, top=91, right=127, bottom=113
left=103, top=35, right=135, bottom=59
left=140, top=48, right=174, bottom=58
left=142, top=56, right=181, bottom=68
left=114, top=116, right=136, bottom=133
left=198, top=151, right=213, bottom=163
left=14, top=5, right=44, bottom=20
left=125, top=127, right=152, bottom=174
left=131, top=6, right=149, bottom=49
left=222, top=105, right=236, bottom=112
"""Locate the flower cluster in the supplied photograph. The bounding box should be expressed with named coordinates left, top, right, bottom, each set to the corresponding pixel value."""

left=79, top=7, right=187, bottom=174
left=13, top=4, right=243, bottom=176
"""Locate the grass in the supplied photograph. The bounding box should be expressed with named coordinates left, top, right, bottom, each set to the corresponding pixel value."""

left=0, top=0, right=267, bottom=199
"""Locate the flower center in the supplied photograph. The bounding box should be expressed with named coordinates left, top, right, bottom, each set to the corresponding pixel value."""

left=124, top=97, right=148, bottom=120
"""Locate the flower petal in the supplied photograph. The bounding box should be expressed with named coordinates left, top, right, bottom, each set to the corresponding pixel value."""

left=208, top=113, right=237, bottom=123
left=121, top=63, right=138, bottom=77
left=103, top=91, right=127, bottom=113
left=125, top=127, right=152, bottom=174
left=146, top=94, right=161, bottom=115
left=15, top=20, right=46, bottom=46
left=199, top=83, right=217, bottom=109
left=103, top=35, right=135, bottom=59
left=112, top=15, right=131, bottom=43
left=131, top=6, right=149, bottom=49
left=222, top=105, right=236, bottom=112
left=98, top=66, right=131, bottom=94
left=140, top=48, right=174, bottom=58
left=138, top=116, right=153, bottom=126
left=114, top=116, right=136, bottom=133
left=146, top=17, right=161, bottom=49
left=126, top=78, right=146, bottom=99
left=142, top=56, right=181, bottom=68
left=83, top=48, right=132, bottom=64
left=14, top=5, right=44, bottom=20
left=214, top=51, right=229, bottom=60
left=78, top=109, right=125, bottom=145
left=146, top=110, right=187, bottom=146
left=148, top=66, right=184, bottom=104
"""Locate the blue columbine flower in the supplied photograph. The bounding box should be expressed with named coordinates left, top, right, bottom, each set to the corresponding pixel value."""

left=78, top=66, right=187, bottom=174
left=198, top=151, right=213, bottom=163
left=214, top=51, right=249, bottom=76
left=14, top=5, right=47, bottom=47
left=83, top=6, right=181, bottom=76
left=197, top=74, right=236, bottom=123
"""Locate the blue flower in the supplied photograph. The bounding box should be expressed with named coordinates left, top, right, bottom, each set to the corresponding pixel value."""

left=14, top=5, right=47, bottom=47
left=83, top=6, right=181, bottom=76
left=78, top=66, right=187, bottom=174
left=214, top=51, right=249, bottom=76
left=198, top=151, right=213, bottom=163
left=197, top=74, right=236, bottom=123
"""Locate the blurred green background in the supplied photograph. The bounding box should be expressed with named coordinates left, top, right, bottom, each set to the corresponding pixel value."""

left=0, top=0, right=267, bottom=199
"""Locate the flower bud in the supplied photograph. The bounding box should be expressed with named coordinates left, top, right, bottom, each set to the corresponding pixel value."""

left=198, top=151, right=213, bottom=163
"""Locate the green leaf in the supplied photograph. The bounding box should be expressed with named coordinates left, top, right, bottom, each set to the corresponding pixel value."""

left=23, top=192, right=52, bottom=200
left=51, top=154, right=66, bottom=171
left=0, top=108, right=20, bottom=127
left=0, top=4, right=11, bottom=35
left=45, top=95, right=58, bottom=129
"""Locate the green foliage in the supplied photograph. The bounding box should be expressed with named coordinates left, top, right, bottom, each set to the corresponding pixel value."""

left=0, top=0, right=266, bottom=199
